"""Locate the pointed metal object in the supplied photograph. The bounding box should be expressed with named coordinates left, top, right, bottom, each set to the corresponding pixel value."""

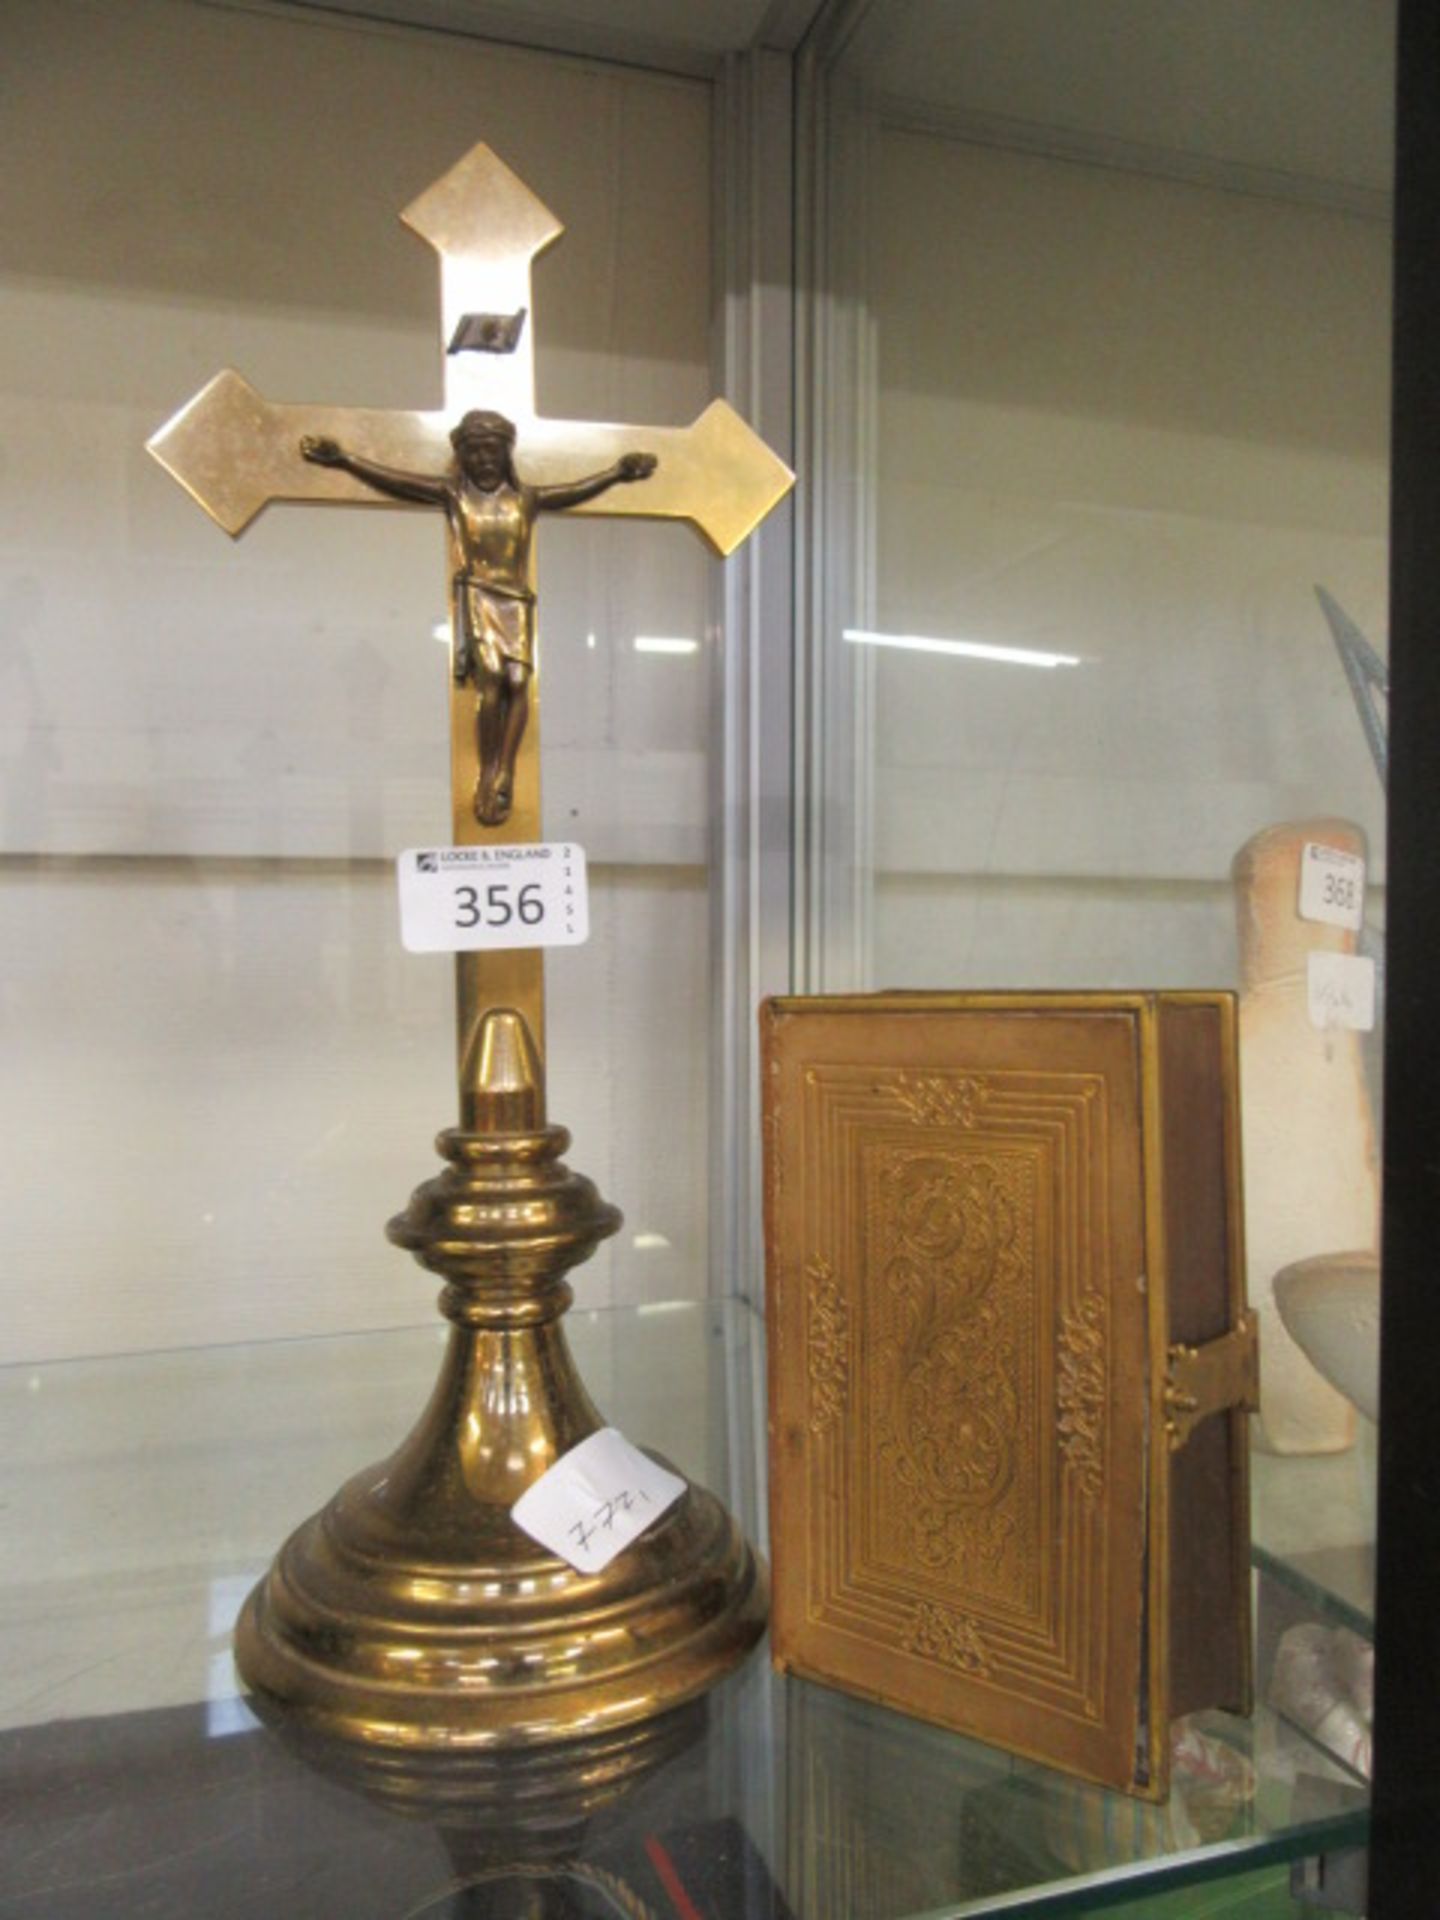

left=1315, top=584, right=1389, bottom=789
left=1314, top=585, right=1388, bottom=1025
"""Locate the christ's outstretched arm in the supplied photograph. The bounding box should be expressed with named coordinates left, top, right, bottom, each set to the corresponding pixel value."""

left=300, top=436, right=450, bottom=508
left=534, top=451, right=657, bottom=513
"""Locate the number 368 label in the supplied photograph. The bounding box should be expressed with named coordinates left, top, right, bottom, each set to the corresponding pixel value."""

left=1298, top=841, right=1366, bottom=931
left=398, top=843, right=589, bottom=953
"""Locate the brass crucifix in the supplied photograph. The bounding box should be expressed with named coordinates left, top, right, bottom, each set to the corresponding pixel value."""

left=147, top=145, right=791, bottom=1751
left=149, top=142, right=792, bottom=1110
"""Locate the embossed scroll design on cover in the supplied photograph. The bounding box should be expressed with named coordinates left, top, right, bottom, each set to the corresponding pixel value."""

left=762, top=994, right=1256, bottom=1801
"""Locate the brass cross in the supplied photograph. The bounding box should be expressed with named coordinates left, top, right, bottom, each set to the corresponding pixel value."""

left=148, top=144, right=793, bottom=1115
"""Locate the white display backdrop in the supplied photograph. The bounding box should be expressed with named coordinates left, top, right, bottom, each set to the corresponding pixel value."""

left=860, top=129, right=1390, bottom=990
left=1, top=0, right=717, bottom=1360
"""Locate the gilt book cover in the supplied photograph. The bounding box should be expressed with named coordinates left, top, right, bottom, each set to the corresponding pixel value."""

left=761, top=992, right=1255, bottom=1799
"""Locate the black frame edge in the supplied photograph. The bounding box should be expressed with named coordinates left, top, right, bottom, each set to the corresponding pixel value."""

left=1371, top=1, right=1440, bottom=1911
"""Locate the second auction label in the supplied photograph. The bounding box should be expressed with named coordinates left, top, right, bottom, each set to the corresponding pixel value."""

left=1298, top=842, right=1365, bottom=930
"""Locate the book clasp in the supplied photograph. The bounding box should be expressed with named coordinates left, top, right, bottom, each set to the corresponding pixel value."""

left=1164, top=1311, right=1260, bottom=1452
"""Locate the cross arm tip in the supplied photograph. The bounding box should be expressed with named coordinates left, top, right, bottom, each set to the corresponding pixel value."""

left=401, top=142, right=564, bottom=265
left=685, top=400, right=795, bottom=556
left=146, top=369, right=275, bottom=536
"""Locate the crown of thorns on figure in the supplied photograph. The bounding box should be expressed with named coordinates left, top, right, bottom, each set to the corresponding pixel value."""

left=451, top=409, right=516, bottom=447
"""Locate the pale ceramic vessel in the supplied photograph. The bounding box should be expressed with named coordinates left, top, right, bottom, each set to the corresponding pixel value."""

left=1273, top=1251, right=1380, bottom=1424
left=1233, top=820, right=1378, bottom=1453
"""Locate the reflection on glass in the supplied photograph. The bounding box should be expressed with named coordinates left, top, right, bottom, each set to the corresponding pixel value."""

left=206, top=1574, right=257, bottom=1740
left=0, top=0, right=718, bottom=1364
left=844, top=626, right=1081, bottom=668
left=809, top=0, right=1392, bottom=1856
left=0, top=1305, right=1372, bottom=1913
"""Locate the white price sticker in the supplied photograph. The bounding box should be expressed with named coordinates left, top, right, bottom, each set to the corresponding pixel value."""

left=1299, top=842, right=1366, bottom=930
left=1308, top=952, right=1376, bottom=1032
left=511, top=1428, right=686, bottom=1574
left=398, top=843, right=588, bottom=953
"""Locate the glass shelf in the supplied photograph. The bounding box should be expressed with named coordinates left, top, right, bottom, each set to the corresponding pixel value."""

left=1251, top=1432, right=1377, bottom=1639
left=0, top=1299, right=1367, bottom=1918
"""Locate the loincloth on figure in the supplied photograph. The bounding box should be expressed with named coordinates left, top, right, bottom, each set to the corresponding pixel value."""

left=453, top=573, right=536, bottom=676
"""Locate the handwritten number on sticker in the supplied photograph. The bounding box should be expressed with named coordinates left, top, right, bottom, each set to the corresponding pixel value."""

left=568, top=1487, right=652, bottom=1555
left=510, top=1427, right=685, bottom=1573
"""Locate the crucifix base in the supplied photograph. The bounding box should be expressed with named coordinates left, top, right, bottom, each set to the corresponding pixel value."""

left=233, top=1011, right=767, bottom=1750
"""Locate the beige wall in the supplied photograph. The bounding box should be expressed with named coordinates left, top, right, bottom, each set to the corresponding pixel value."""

left=864, top=128, right=1390, bottom=990
left=1, top=0, right=717, bottom=1360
